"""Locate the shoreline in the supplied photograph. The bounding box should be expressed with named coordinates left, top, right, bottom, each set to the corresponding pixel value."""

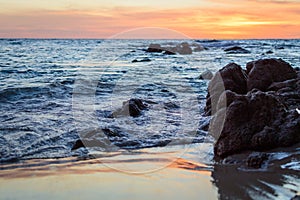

left=1, top=143, right=299, bottom=200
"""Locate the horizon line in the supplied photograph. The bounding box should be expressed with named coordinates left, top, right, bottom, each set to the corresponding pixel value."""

left=1, top=37, right=300, bottom=40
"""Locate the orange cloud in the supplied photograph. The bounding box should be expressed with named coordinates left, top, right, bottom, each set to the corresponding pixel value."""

left=0, top=0, right=299, bottom=39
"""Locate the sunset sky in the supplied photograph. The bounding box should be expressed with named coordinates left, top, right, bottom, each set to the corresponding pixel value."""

left=0, top=0, right=299, bottom=39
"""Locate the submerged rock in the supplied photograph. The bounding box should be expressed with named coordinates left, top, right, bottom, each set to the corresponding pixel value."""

left=205, top=58, right=300, bottom=158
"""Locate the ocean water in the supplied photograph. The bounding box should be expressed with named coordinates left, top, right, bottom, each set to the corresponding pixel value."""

left=0, top=38, right=300, bottom=163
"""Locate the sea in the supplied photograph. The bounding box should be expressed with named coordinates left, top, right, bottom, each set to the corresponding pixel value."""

left=0, top=38, right=299, bottom=163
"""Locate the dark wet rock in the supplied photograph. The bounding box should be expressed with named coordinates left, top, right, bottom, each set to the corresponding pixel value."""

left=163, top=102, right=180, bottom=110
left=246, top=152, right=269, bottom=168
left=266, top=50, right=273, bottom=54
left=145, top=42, right=204, bottom=55
left=205, top=58, right=300, bottom=158
left=224, top=46, right=250, bottom=54
left=199, top=70, right=213, bottom=80
left=163, top=50, right=176, bottom=55
left=146, top=43, right=163, bottom=53
left=205, top=63, right=247, bottom=115
left=246, top=58, right=297, bottom=91
left=197, top=39, right=219, bottom=43
left=71, top=138, right=110, bottom=150
left=213, top=90, right=300, bottom=158
left=112, top=98, right=147, bottom=118
left=291, top=195, right=300, bottom=200
left=132, top=58, right=151, bottom=63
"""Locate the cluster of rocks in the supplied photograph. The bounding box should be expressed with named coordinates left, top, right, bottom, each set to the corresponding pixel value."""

left=146, top=42, right=205, bottom=55
left=205, top=58, right=300, bottom=159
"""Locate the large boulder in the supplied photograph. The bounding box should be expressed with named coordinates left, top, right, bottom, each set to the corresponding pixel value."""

left=206, top=58, right=300, bottom=158
left=205, top=63, right=247, bottom=115
left=246, top=58, right=297, bottom=91
left=213, top=90, right=300, bottom=158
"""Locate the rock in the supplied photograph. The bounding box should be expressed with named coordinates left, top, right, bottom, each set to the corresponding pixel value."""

left=199, top=70, right=213, bottom=80
left=191, top=43, right=205, bottom=51
left=205, top=63, right=247, bottom=115
left=291, top=195, right=300, bottom=200
left=176, top=42, right=192, bottom=55
left=145, top=42, right=204, bottom=55
left=71, top=138, right=110, bottom=150
left=146, top=44, right=163, bottom=53
left=163, top=49, right=176, bottom=55
left=246, top=58, right=297, bottom=91
left=266, top=50, right=273, bottom=54
left=246, top=152, right=269, bottom=168
left=205, top=58, right=300, bottom=159
left=213, top=90, right=300, bottom=158
left=132, top=58, right=151, bottom=63
left=224, top=46, right=250, bottom=54
left=112, top=98, right=147, bottom=117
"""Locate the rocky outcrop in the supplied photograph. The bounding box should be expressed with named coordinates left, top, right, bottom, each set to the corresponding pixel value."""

left=205, top=58, right=300, bottom=158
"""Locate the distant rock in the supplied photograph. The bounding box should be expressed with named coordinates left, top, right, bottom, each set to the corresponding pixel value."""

left=191, top=43, right=205, bottom=52
left=145, top=42, right=204, bottom=55
left=265, top=50, right=273, bottom=54
left=199, top=70, right=213, bottom=80
left=205, top=58, right=300, bottom=159
left=146, top=44, right=163, bottom=53
left=132, top=58, right=151, bottom=63
left=176, top=42, right=193, bottom=55
left=163, top=49, right=176, bottom=55
left=224, top=46, right=250, bottom=54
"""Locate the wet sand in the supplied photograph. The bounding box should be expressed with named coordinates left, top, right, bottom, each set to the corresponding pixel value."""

left=0, top=144, right=299, bottom=200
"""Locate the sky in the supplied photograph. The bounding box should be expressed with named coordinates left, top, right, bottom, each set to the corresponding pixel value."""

left=0, top=0, right=299, bottom=39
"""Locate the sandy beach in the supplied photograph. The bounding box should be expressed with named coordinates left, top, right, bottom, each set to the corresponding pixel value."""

left=1, top=143, right=299, bottom=200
